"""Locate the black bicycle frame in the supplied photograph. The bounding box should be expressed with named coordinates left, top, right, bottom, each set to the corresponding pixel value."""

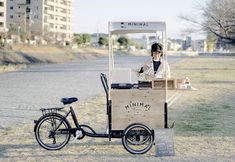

left=54, top=105, right=123, bottom=139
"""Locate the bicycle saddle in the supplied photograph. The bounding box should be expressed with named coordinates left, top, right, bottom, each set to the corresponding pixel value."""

left=61, top=97, right=78, bottom=105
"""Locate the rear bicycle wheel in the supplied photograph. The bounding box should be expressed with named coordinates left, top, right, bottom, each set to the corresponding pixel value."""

left=35, top=114, right=71, bottom=150
left=122, top=123, right=153, bottom=154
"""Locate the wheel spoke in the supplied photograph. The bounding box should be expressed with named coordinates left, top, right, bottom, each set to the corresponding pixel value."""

left=122, top=124, right=153, bottom=154
left=35, top=114, right=71, bottom=150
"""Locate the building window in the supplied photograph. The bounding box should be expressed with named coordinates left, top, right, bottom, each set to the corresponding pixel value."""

left=0, top=2, right=4, bottom=7
left=26, top=7, right=30, bottom=13
left=10, top=15, right=13, bottom=19
left=0, top=22, right=4, bottom=27
left=26, top=0, right=31, bottom=4
left=0, top=12, right=4, bottom=17
left=49, top=15, right=54, bottom=19
left=10, top=6, right=14, bottom=10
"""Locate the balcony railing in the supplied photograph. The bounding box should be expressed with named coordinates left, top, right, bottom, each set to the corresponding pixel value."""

left=44, top=9, right=54, bottom=15
left=44, top=0, right=56, bottom=6
left=0, top=17, right=4, bottom=22
left=18, top=0, right=31, bottom=5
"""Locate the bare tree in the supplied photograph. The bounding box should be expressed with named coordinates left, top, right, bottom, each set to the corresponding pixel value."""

left=180, top=0, right=235, bottom=46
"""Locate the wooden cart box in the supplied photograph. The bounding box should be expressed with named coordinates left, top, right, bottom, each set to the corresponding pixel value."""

left=110, top=89, right=165, bottom=130
left=152, top=79, right=176, bottom=90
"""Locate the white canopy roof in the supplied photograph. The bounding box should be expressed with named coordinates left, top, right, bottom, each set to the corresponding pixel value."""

left=109, top=21, right=166, bottom=34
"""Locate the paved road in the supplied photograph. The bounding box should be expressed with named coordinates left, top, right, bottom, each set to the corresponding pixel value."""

left=0, top=55, right=184, bottom=129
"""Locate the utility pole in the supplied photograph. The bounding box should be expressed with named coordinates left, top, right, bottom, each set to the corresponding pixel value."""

left=96, top=23, right=99, bottom=48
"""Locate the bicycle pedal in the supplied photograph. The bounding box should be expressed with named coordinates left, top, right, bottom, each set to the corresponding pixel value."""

left=105, top=128, right=109, bottom=134
left=72, top=130, right=83, bottom=141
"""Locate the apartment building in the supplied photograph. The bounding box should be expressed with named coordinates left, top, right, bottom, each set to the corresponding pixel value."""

left=6, top=0, right=73, bottom=43
left=0, top=0, right=6, bottom=32
left=193, top=40, right=207, bottom=52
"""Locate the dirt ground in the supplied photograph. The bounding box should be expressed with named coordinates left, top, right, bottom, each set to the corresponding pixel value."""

left=0, top=46, right=108, bottom=73
left=0, top=56, right=235, bottom=161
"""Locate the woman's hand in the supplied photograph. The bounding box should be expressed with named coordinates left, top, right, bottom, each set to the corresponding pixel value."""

left=143, top=63, right=150, bottom=71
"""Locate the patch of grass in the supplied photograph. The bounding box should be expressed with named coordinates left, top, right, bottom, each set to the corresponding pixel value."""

left=174, top=104, right=218, bottom=134
left=174, top=97, right=235, bottom=136
left=222, top=104, right=233, bottom=110
left=169, top=57, right=235, bottom=136
left=173, top=98, right=235, bottom=136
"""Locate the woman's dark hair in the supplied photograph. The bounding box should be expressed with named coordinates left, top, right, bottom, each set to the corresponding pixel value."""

left=151, top=43, right=163, bottom=57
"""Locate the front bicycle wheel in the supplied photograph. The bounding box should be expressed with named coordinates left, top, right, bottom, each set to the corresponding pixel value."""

left=122, top=123, right=153, bottom=154
left=35, top=114, right=71, bottom=150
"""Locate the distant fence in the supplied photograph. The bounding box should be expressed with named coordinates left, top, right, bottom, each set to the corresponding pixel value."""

left=199, top=52, right=235, bottom=56
left=167, top=51, right=198, bottom=56
left=167, top=51, right=235, bottom=56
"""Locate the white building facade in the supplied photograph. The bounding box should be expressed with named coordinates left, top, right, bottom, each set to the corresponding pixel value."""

left=167, top=39, right=182, bottom=51
left=192, top=40, right=207, bottom=52
left=6, top=0, right=73, bottom=43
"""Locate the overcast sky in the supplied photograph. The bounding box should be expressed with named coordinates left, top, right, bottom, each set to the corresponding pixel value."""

left=72, top=0, right=207, bottom=39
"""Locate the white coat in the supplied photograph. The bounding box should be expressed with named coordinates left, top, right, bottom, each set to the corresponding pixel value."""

left=138, top=59, right=171, bottom=81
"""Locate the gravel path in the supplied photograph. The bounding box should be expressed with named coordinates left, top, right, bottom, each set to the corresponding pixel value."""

left=0, top=57, right=105, bottom=129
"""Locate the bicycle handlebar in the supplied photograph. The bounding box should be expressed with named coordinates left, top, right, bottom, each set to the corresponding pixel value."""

left=100, top=73, right=109, bottom=99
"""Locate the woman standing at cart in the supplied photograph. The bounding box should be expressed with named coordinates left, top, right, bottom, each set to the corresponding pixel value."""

left=138, top=43, right=171, bottom=80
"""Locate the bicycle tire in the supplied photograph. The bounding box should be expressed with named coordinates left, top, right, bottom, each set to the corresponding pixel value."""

left=122, top=123, right=153, bottom=154
left=35, top=113, right=71, bottom=150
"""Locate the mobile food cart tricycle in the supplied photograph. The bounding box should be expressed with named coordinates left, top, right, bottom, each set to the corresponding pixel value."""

left=34, top=21, right=177, bottom=155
